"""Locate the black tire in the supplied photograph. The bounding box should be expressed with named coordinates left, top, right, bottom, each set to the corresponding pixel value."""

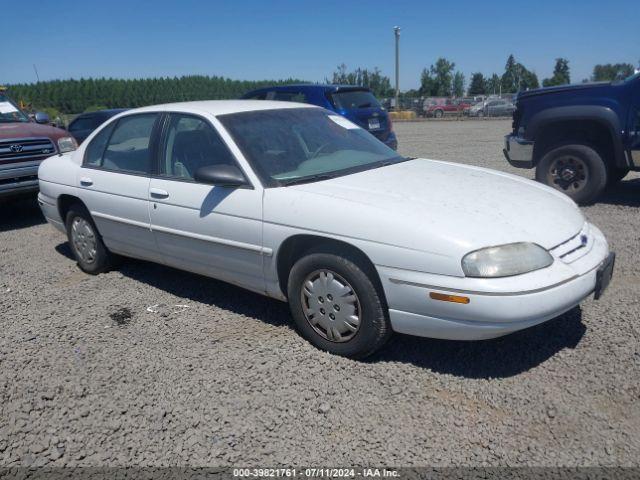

left=535, top=144, right=608, bottom=205
left=434, top=109, right=444, bottom=119
left=287, top=248, right=391, bottom=359
left=607, top=167, right=630, bottom=187
left=65, top=204, right=115, bottom=274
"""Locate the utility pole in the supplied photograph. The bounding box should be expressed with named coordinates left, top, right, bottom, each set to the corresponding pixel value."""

left=33, top=64, right=40, bottom=82
left=394, top=26, right=400, bottom=111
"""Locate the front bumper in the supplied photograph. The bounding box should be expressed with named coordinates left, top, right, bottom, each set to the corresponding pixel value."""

left=503, top=134, right=534, bottom=168
left=377, top=223, right=611, bottom=341
left=0, top=164, right=40, bottom=199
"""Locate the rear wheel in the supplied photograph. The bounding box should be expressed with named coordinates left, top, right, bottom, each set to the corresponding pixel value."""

left=287, top=249, right=391, bottom=359
left=65, top=205, right=115, bottom=274
left=434, top=109, right=444, bottom=119
left=535, top=144, right=607, bottom=204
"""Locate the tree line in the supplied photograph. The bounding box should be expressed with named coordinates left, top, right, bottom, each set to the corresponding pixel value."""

left=6, top=57, right=637, bottom=114
left=7, top=75, right=305, bottom=114
left=335, top=56, right=637, bottom=98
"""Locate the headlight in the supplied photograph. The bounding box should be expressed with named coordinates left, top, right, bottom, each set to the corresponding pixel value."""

left=462, top=242, right=553, bottom=278
left=57, top=136, right=78, bottom=153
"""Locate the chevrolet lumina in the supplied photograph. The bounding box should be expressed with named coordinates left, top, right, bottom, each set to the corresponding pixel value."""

left=37, top=101, right=614, bottom=358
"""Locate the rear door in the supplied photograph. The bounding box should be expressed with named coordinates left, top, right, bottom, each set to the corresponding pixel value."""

left=77, top=113, right=161, bottom=262
left=148, top=112, right=265, bottom=293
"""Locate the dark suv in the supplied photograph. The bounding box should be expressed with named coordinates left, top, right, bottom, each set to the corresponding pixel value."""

left=242, top=85, right=397, bottom=150
left=504, top=73, right=640, bottom=204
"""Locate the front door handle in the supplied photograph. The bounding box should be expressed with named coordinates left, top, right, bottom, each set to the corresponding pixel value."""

left=149, top=188, right=169, bottom=199
left=79, top=177, right=93, bottom=186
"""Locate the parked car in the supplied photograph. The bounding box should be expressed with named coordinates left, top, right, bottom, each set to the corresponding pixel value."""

left=504, top=72, right=640, bottom=204
left=425, top=99, right=472, bottom=118
left=468, top=101, right=486, bottom=117
left=38, top=100, right=614, bottom=358
left=68, top=109, right=128, bottom=144
left=242, top=85, right=397, bottom=150
left=0, top=91, right=77, bottom=199
left=484, top=99, right=516, bottom=117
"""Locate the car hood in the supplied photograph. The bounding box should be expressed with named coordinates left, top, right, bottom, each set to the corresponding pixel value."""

left=0, top=121, right=68, bottom=141
left=264, top=159, right=584, bottom=264
left=517, top=81, right=611, bottom=100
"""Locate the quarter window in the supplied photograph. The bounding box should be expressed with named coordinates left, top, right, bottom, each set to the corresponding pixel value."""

left=161, top=114, right=237, bottom=180
left=84, top=121, right=116, bottom=166
left=101, top=114, right=158, bottom=174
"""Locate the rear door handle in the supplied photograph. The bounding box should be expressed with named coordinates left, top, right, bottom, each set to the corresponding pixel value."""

left=149, top=188, right=169, bottom=199
left=79, top=177, right=93, bottom=186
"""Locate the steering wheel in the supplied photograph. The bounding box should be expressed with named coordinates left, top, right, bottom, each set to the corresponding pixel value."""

left=310, top=142, right=332, bottom=159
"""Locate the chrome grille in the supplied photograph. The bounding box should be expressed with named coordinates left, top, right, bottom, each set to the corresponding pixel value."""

left=0, top=137, right=56, bottom=163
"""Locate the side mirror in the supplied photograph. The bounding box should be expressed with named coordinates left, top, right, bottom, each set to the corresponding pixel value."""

left=194, top=164, right=248, bottom=188
left=34, top=111, right=50, bottom=124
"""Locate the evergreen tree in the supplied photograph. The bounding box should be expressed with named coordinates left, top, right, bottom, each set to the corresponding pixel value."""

left=543, top=58, right=571, bottom=87
left=468, top=73, right=486, bottom=95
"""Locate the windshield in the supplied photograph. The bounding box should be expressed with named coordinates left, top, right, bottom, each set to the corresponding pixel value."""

left=0, top=94, right=30, bottom=123
left=219, top=108, right=403, bottom=186
left=330, top=90, right=381, bottom=110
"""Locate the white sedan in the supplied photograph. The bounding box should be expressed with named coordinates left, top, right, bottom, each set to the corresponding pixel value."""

left=37, top=101, right=615, bottom=358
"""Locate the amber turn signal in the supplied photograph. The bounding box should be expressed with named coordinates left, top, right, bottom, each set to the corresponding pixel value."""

left=429, top=292, right=470, bottom=304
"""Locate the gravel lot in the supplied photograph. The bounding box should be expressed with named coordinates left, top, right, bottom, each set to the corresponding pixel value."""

left=1, top=119, right=639, bottom=468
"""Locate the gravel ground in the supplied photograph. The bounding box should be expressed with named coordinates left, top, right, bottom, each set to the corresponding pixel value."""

left=1, top=119, right=639, bottom=468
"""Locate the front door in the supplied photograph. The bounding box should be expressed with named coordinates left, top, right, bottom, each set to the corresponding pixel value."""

left=77, top=113, right=161, bottom=262
left=149, top=113, right=265, bottom=294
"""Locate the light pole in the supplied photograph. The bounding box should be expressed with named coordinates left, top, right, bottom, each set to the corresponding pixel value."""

left=394, top=26, right=400, bottom=111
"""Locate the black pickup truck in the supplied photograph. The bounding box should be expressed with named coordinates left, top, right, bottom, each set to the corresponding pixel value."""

left=504, top=72, right=640, bottom=204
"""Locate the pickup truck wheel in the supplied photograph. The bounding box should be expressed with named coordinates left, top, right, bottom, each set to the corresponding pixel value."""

left=287, top=250, right=391, bottom=359
left=535, top=144, right=607, bottom=204
left=65, top=205, right=115, bottom=274
left=434, top=109, right=444, bottom=118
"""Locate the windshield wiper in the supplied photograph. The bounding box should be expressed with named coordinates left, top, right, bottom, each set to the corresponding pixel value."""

left=358, top=103, right=372, bottom=108
left=280, top=174, right=335, bottom=186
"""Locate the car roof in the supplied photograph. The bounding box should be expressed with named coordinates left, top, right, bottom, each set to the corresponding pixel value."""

left=131, top=100, right=318, bottom=116
left=244, top=84, right=372, bottom=95
left=75, top=108, right=128, bottom=118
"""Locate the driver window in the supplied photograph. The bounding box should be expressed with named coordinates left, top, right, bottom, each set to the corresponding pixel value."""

left=162, top=114, right=236, bottom=180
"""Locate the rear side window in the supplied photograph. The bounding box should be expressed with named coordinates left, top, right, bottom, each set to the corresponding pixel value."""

left=102, top=114, right=158, bottom=174
left=84, top=121, right=116, bottom=166
left=330, top=90, right=380, bottom=110
left=245, top=92, right=267, bottom=100
left=69, top=116, right=100, bottom=132
left=265, top=91, right=308, bottom=103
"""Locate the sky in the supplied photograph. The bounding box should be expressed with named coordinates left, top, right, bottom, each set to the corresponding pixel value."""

left=2, top=0, right=638, bottom=90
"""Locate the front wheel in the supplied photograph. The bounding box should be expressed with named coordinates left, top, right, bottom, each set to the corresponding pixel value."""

left=434, top=109, right=444, bottom=118
left=287, top=250, right=391, bottom=359
left=66, top=204, right=116, bottom=274
left=535, top=144, right=608, bottom=204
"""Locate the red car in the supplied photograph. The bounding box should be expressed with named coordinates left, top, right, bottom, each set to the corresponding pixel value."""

left=425, top=99, right=472, bottom=118
left=0, top=90, right=76, bottom=199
